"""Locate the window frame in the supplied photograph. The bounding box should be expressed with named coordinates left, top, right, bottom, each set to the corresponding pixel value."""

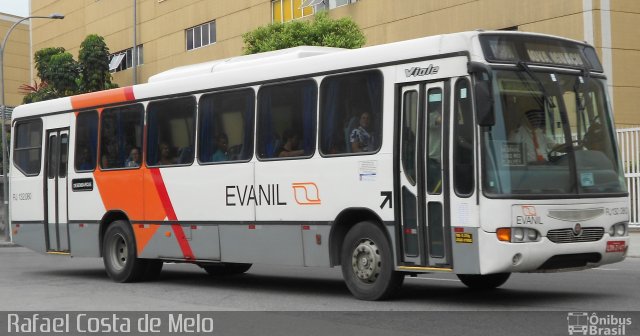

left=74, top=110, right=99, bottom=173
left=452, top=77, right=475, bottom=198
left=318, top=69, right=384, bottom=158
left=145, top=96, right=197, bottom=168
left=197, top=88, right=256, bottom=166
left=12, top=118, right=43, bottom=177
left=99, top=103, right=145, bottom=171
left=256, top=78, right=318, bottom=161
left=186, top=20, right=216, bottom=51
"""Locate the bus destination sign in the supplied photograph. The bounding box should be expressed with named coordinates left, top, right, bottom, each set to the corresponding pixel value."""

left=479, top=34, right=603, bottom=71
left=524, top=43, right=584, bottom=67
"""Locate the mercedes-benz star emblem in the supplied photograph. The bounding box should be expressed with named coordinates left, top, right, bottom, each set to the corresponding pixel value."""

left=573, top=223, right=583, bottom=236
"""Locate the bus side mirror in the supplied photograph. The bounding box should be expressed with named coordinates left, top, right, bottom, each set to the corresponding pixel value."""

left=468, top=62, right=495, bottom=127
left=475, top=80, right=494, bottom=127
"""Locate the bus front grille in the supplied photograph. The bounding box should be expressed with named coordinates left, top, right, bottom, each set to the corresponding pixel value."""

left=546, top=227, right=604, bottom=243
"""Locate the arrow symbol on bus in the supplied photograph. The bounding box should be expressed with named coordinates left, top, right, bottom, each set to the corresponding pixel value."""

left=380, top=191, right=392, bottom=209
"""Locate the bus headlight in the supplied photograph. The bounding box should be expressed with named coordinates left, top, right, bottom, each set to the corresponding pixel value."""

left=610, top=222, right=628, bottom=237
left=496, top=228, right=541, bottom=243
left=513, top=228, right=524, bottom=241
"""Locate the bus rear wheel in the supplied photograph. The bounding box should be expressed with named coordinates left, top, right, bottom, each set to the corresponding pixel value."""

left=102, top=220, right=148, bottom=283
left=457, top=273, right=511, bottom=290
left=202, top=263, right=252, bottom=276
left=340, top=221, right=404, bottom=300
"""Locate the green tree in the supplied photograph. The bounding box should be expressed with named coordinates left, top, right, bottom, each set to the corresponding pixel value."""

left=78, top=34, right=114, bottom=92
left=34, top=47, right=66, bottom=83
left=242, top=11, right=365, bottom=54
left=22, top=34, right=117, bottom=104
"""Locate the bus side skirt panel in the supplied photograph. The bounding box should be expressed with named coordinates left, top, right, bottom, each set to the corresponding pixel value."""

left=11, top=222, right=47, bottom=254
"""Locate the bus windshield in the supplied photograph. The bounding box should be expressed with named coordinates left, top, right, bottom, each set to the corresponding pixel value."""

left=481, top=69, right=626, bottom=196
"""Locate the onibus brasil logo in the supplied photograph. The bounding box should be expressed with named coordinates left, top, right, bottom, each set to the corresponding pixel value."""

left=567, top=312, right=632, bottom=335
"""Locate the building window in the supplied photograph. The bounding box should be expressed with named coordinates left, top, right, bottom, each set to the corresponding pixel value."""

left=186, top=20, right=216, bottom=51
left=109, top=45, right=143, bottom=73
left=272, top=0, right=314, bottom=23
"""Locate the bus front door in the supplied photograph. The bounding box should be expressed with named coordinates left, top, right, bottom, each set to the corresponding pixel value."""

left=44, top=129, right=70, bottom=252
left=398, top=81, right=451, bottom=268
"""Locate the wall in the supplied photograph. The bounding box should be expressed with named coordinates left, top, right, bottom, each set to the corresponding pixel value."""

left=29, top=0, right=640, bottom=126
left=1, top=13, right=30, bottom=108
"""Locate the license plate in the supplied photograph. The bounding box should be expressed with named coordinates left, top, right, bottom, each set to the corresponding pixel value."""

left=606, top=241, right=626, bottom=253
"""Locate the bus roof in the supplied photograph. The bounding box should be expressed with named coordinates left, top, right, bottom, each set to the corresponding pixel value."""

left=12, top=30, right=587, bottom=120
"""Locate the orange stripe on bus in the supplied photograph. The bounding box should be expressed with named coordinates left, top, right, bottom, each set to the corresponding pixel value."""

left=70, top=86, right=135, bottom=110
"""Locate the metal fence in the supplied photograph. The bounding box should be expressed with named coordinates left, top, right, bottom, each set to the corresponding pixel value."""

left=617, top=127, right=640, bottom=227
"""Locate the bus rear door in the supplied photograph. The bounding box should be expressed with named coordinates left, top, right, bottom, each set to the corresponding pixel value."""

left=44, top=128, right=70, bottom=252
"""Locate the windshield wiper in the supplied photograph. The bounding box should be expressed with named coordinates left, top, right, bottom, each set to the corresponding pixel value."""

left=517, top=61, right=556, bottom=109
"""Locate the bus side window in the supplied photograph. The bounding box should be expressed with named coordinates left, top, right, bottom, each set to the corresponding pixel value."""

left=75, top=111, right=98, bottom=172
left=453, top=78, right=474, bottom=196
left=319, top=70, right=382, bottom=155
left=257, top=80, right=317, bottom=159
left=100, top=104, right=144, bottom=170
left=146, top=96, right=196, bottom=167
left=13, top=119, right=43, bottom=176
left=198, top=89, right=255, bottom=163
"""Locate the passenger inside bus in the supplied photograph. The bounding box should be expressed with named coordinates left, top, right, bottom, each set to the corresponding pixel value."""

left=211, top=133, right=229, bottom=162
left=276, top=129, right=304, bottom=158
left=509, top=109, right=555, bottom=163
left=125, top=147, right=141, bottom=167
left=76, top=147, right=94, bottom=171
left=157, top=142, right=176, bottom=165
left=350, top=111, right=375, bottom=152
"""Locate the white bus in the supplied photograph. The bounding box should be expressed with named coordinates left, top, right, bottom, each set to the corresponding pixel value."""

left=10, top=31, right=630, bottom=300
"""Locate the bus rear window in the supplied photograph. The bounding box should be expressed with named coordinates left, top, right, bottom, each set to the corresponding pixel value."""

left=13, top=119, right=43, bottom=176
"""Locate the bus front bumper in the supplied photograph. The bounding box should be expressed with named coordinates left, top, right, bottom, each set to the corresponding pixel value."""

left=476, top=229, right=629, bottom=274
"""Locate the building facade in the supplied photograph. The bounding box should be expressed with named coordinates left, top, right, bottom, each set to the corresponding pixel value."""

left=30, top=0, right=640, bottom=127
left=1, top=12, right=30, bottom=108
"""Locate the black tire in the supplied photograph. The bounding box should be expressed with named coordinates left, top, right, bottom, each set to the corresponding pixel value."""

left=340, top=221, right=404, bottom=300
left=457, top=273, right=511, bottom=290
left=202, top=263, right=252, bottom=276
left=142, top=260, right=164, bottom=281
left=102, top=220, right=148, bottom=283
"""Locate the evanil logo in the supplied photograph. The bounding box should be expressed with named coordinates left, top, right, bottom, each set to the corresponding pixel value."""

left=567, top=312, right=632, bottom=335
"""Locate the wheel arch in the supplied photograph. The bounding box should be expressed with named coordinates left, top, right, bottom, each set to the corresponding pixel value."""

left=328, top=207, right=390, bottom=266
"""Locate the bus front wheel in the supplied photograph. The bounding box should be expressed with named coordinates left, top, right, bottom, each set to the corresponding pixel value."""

left=457, top=273, right=511, bottom=290
left=340, top=221, right=404, bottom=300
left=102, top=220, right=148, bottom=283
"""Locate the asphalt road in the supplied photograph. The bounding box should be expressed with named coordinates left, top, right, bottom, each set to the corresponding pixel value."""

left=1, top=246, right=639, bottom=312
left=2, top=246, right=640, bottom=335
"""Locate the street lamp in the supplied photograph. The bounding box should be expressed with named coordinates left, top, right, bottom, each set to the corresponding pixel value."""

left=1, top=13, right=65, bottom=242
